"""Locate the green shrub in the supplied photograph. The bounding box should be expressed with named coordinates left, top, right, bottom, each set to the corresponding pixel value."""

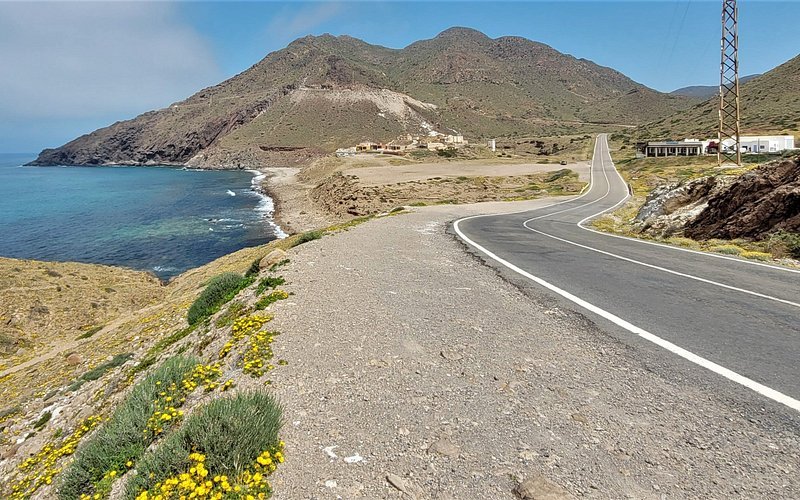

left=214, top=301, right=246, bottom=328
left=68, top=353, right=134, bottom=392
left=187, top=272, right=252, bottom=325
left=290, top=230, right=324, bottom=248
left=131, top=324, right=198, bottom=375
left=245, top=258, right=261, bottom=278
left=256, top=276, right=286, bottom=296
left=437, top=148, right=457, bottom=158
left=33, top=411, right=52, bottom=431
left=545, top=169, right=575, bottom=182
left=254, top=290, right=289, bottom=310
left=710, top=244, right=742, bottom=255
left=125, top=392, right=282, bottom=499
left=59, top=356, right=198, bottom=500
left=768, top=231, right=800, bottom=259
left=77, top=325, right=103, bottom=340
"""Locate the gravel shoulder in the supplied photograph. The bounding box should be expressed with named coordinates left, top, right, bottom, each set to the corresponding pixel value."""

left=265, top=200, right=799, bottom=499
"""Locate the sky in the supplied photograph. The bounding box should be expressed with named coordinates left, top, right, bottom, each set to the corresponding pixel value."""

left=2, top=1, right=799, bottom=153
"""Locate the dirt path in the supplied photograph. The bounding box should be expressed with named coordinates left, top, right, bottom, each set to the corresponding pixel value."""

left=266, top=200, right=799, bottom=499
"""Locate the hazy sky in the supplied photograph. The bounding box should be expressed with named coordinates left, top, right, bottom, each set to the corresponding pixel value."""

left=2, top=1, right=799, bottom=153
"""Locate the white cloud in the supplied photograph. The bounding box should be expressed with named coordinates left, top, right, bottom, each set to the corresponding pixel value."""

left=0, top=2, right=221, bottom=121
left=265, top=2, right=344, bottom=43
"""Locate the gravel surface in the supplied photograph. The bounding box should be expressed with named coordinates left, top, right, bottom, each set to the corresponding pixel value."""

left=266, top=200, right=799, bottom=499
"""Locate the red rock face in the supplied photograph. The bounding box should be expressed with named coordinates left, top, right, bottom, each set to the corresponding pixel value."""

left=685, top=156, right=800, bottom=240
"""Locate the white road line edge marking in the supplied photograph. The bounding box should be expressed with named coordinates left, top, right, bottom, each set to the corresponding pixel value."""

left=453, top=214, right=800, bottom=413
left=579, top=137, right=800, bottom=275
left=453, top=134, right=800, bottom=412
left=522, top=138, right=800, bottom=309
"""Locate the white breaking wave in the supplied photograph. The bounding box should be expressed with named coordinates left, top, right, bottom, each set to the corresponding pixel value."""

left=246, top=169, right=288, bottom=239
left=226, top=189, right=236, bottom=196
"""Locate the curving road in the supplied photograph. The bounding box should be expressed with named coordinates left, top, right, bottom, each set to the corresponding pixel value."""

left=454, top=134, right=800, bottom=413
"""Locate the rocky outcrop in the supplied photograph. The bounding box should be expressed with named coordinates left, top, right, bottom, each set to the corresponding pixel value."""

left=633, top=155, right=800, bottom=241
left=633, top=176, right=733, bottom=238
left=685, top=156, right=800, bottom=240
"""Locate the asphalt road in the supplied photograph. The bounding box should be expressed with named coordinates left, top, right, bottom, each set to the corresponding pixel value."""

left=454, top=134, right=800, bottom=413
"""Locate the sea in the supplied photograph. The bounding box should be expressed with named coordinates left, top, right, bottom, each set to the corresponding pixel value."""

left=0, top=153, right=284, bottom=280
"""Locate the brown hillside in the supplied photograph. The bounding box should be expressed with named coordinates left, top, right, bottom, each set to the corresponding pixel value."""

left=641, top=53, right=800, bottom=138
left=30, top=28, right=695, bottom=168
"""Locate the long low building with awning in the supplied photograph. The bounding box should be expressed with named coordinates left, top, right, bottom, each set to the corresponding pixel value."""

left=645, top=141, right=704, bottom=157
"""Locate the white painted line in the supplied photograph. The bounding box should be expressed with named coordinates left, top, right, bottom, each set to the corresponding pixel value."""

left=578, top=138, right=800, bottom=275
left=522, top=138, right=800, bottom=309
left=453, top=212, right=800, bottom=413
left=453, top=134, right=800, bottom=412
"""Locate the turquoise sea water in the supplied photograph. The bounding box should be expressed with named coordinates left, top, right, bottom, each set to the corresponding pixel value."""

left=0, top=153, right=282, bottom=280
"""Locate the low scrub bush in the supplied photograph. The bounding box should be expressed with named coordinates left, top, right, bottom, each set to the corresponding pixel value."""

left=740, top=250, right=772, bottom=262
left=256, top=276, right=285, bottom=296
left=545, top=169, right=575, bottom=182
left=68, top=353, right=133, bottom=392
left=59, top=356, right=199, bottom=500
left=187, top=272, right=253, bottom=325
left=131, top=324, right=197, bottom=375
left=214, top=301, right=246, bottom=328
left=290, top=230, right=324, bottom=248
left=33, top=411, right=52, bottom=431
left=255, top=290, right=289, bottom=310
left=768, top=231, right=800, bottom=259
left=125, top=392, right=283, bottom=499
left=76, top=325, right=103, bottom=340
left=245, top=258, right=261, bottom=278
left=710, top=244, right=743, bottom=255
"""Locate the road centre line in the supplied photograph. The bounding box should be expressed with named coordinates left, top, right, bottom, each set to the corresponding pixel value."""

left=453, top=135, right=800, bottom=412
left=521, top=140, right=800, bottom=308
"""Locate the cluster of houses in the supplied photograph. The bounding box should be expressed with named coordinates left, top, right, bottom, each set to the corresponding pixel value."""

left=336, top=133, right=468, bottom=157
left=641, top=135, right=796, bottom=158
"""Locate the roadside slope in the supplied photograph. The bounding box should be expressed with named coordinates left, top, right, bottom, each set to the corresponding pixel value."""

left=265, top=203, right=799, bottom=499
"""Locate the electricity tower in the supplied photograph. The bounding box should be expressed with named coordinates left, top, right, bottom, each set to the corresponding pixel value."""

left=718, top=0, right=741, bottom=166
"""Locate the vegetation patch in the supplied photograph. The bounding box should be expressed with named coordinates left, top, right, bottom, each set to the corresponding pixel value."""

left=10, top=415, right=104, bottom=499
left=768, top=231, right=800, bottom=259
left=58, top=356, right=199, bottom=500
left=132, top=324, right=198, bottom=375
left=68, top=353, right=134, bottom=392
left=290, top=230, right=324, bottom=247
left=33, top=411, right=52, bottom=431
left=187, top=272, right=253, bottom=326
left=256, top=276, right=286, bottom=296
left=126, top=392, right=283, bottom=500
left=76, top=325, right=104, bottom=340
left=254, top=290, right=289, bottom=311
left=214, top=301, right=246, bottom=329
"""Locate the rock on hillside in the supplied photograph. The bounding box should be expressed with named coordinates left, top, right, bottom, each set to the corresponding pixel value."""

left=633, top=155, right=800, bottom=240
left=29, top=28, right=693, bottom=168
left=685, top=155, right=800, bottom=240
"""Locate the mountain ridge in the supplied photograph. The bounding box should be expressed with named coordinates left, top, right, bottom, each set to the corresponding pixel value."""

left=29, top=28, right=697, bottom=168
left=643, top=54, right=800, bottom=138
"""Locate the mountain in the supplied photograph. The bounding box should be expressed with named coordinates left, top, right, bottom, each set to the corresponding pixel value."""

left=670, top=74, right=760, bottom=100
left=643, top=54, right=800, bottom=138
left=29, top=27, right=696, bottom=168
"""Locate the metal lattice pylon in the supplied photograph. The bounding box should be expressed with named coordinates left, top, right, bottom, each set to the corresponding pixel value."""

left=718, top=0, right=741, bottom=166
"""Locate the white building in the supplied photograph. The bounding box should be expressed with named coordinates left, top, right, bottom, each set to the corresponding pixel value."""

left=737, top=135, right=795, bottom=153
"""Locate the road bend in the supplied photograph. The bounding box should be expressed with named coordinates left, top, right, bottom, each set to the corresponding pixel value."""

left=454, top=134, right=800, bottom=412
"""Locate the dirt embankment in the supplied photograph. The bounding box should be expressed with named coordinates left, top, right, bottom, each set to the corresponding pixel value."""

left=311, top=169, right=585, bottom=218
left=685, top=156, right=800, bottom=239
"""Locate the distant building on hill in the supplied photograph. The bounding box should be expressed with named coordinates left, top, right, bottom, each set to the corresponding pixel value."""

left=733, top=135, right=795, bottom=153
left=644, top=140, right=704, bottom=157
